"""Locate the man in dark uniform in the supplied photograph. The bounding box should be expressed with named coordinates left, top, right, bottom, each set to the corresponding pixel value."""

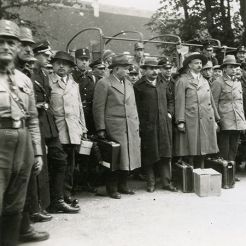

left=33, top=41, right=80, bottom=212
left=73, top=48, right=95, bottom=134
left=235, top=45, right=246, bottom=64
left=158, top=57, right=175, bottom=95
left=90, top=59, right=106, bottom=83
left=202, top=43, right=218, bottom=66
left=0, top=20, right=43, bottom=246
left=73, top=48, right=97, bottom=192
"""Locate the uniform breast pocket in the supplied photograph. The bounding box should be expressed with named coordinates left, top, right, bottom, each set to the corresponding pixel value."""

left=0, top=90, right=10, bottom=109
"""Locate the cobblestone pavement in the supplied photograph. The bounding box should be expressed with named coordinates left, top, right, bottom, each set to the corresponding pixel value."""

left=20, top=172, right=246, bottom=246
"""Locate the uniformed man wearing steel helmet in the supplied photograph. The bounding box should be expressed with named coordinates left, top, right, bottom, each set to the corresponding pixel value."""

left=0, top=20, right=43, bottom=246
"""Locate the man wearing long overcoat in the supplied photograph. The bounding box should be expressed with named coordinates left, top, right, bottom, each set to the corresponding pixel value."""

left=212, top=55, right=246, bottom=161
left=175, top=53, right=219, bottom=167
left=93, top=54, right=141, bottom=199
left=134, top=58, right=176, bottom=192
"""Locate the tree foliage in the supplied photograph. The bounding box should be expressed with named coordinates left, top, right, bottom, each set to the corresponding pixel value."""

left=147, top=0, right=244, bottom=47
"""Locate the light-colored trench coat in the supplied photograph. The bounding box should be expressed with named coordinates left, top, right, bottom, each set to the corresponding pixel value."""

left=93, top=74, right=141, bottom=171
left=211, top=75, right=246, bottom=131
left=174, top=72, right=219, bottom=156
left=49, top=73, right=87, bottom=145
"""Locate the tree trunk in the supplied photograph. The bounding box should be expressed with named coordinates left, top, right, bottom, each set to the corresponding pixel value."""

left=180, top=0, right=189, bottom=20
left=240, top=0, right=246, bottom=43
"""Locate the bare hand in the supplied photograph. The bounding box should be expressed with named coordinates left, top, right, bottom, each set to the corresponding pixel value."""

left=177, top=123, right=185, bottom=132
left=33, top=156, right=43, bottom=176
left=97, top=130, right=106, bottom=139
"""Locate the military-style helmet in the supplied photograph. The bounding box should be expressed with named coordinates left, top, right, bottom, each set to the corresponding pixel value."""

left=0, top=19, right=20, bottom=41
left=19, top=26, right=35, bottom=44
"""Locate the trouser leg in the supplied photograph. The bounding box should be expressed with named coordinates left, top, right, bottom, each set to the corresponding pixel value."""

left=63, top=144, right=76, bottom=198
left=193, top=155, right=205, bottom=169
left=105, top=170, right=118, bottom=194
left=228, top=131, right=240, bottom=161
left=0, top=129, right=34, bottom=246
left=158, top=158, right=171, bottom=187
left=47, top=137, right=67, bottom=202
left=218, top=131, right=230, bottom=160
left=1, top=213, right=22, bottom=246
left=118, top=170, right=129, bottom=190
left=145, top=165, right=155, bottom=189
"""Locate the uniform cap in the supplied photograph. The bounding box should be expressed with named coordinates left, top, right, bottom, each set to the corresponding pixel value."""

left=158, top=57, right=173, bottom=68
left=102, top=49, right=115, bottom=61
left=75, top=48, right=90, bottom=59
left=129, top=65, right=139, bottom=75
left=89, top=59, right=105, bottom=69
left=202, top=60, right=213, bottom=70
left=19, top=26, right=35, bottom=44
left=0, top=19, right=20, bottom=40
left=134, top=42, right=144, bottom=50
left=237, top=45, right=246, bottom=53
left=33, top=40, right=51, bottom=54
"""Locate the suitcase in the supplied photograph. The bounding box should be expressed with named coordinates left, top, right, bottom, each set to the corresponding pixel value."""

left=96, top=139, right=120, bottom=170
left=174, top=161, right=194, bottom=192
left=204, top=157, right=235, bottom=189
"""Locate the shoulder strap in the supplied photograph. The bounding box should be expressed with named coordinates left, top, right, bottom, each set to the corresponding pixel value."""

left=5, top=73, right=29, bottom=117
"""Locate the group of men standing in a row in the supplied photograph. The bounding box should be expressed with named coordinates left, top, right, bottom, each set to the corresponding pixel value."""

left=1, top=18, right=246, bottom=246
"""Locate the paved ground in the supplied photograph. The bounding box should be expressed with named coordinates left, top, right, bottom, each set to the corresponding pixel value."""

left=20, top=172, right=246, bottom=246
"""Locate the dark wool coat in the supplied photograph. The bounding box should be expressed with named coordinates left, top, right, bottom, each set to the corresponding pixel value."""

left=93, top=74, right=141, bottom=171
left=174, top=72, right=219, bottom=156
left=32, top=67, right=58, bottom=139
left=134, top=75, right=173, bottom=166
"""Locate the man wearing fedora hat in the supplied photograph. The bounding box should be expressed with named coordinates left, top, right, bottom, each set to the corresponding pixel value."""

left=49, top=51, right=87, bottom=207
left=134, top=57, right=176, bottom=192
left=175, top=52, right=220, bottom=167
left=33, top=44, right=81, bottom=214
left=93, top=54, right=141, bottom=199
left=212, top=55, right=246, bottom=163
left=0, top=20, right=43, bottom=246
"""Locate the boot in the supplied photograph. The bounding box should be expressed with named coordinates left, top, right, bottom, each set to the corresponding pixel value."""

left=145, top=165, right=155, bottom=192
left=106, top=171, right=121, bottom=199
left=1, top=213, right=22, bottom=246
left=118, top=171, right=135, bottom=194
left=159, top=159, right=177, bottom=192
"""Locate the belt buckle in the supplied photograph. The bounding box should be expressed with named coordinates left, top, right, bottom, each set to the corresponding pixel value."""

left=12, top=120, right=22, bottom=129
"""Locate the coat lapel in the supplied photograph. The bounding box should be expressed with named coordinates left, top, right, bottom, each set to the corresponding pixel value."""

left=64, top=75, right=74, bottom=93
left=110, top=74, right=125, bottom=95
left=125, top=79, right=132, bottom=100
left=224, top=76, right=233, bottom=88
